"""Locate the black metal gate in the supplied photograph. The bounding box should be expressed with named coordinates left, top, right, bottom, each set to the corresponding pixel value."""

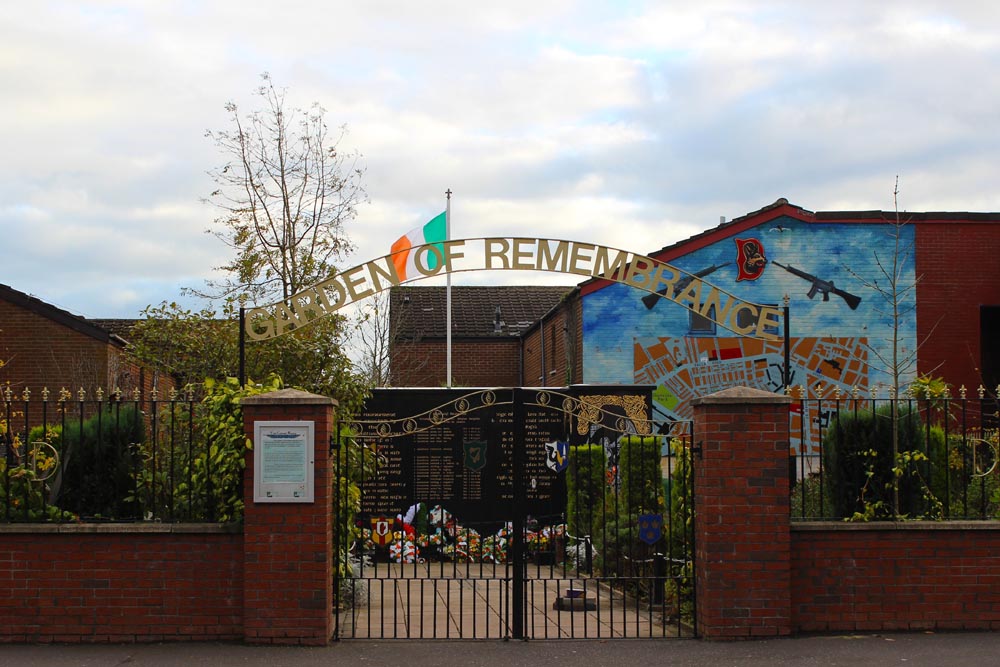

left=332, top=388, right=695, bottom=640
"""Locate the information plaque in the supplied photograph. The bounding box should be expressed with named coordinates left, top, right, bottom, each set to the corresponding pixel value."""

left=254, top=421, right=315, bottom=503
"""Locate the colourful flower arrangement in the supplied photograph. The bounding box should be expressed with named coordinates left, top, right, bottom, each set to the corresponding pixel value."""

left=389, top=540, right=421, bottom=563
left=525, top=523, right=566, bottom=552
left=359, top=507, right=565, bottom=565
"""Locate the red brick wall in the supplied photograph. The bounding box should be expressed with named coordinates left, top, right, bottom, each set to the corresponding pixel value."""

left=571, top=297, right=583, bottom=384
left=392, top=339, right=521, bottom=387
left=522, top=310, right=570, bottom=386
left=916, top=222, right=1000, bottom=392
left=0, top=300, right=112, bottom=394
left=693, top=388, right=792, bottom=638
left=694, top=387, right=1000, bottom=637
left=241, top=393, right=335, bottom=645
left=0, top=529, right=242, bottom=642
left=792, top=525, right=1000, bottom=632
left=0, top=299, right=174, bottom=409
left=522, top=325, right=542, bottom=384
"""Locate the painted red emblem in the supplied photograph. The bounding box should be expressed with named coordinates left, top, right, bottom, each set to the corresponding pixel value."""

left=735, top=238, right=767, bottom=281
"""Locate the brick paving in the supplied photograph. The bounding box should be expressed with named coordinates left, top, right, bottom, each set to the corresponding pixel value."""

left=336, top=563, right=687, bottom=640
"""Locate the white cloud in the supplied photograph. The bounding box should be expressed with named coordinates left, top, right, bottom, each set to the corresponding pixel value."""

left=2, top=1, right=1000, bottom=318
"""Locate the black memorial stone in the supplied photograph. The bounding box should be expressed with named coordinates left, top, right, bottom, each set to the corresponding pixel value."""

left=356, top=386, right=652, bottom=529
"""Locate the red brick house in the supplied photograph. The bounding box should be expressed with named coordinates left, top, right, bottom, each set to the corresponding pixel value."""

left=0, top=283, right=168, bottom=401
left=388, top=285, right=572, bottom=387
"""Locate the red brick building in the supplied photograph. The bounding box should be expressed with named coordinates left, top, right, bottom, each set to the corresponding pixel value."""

left=0, top=283, right=168, bottom=401
left=388, top=285, right=572, bottom=387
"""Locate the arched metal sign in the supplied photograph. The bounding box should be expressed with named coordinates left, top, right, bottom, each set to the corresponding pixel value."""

left=243, top=236, right=784, bottom=342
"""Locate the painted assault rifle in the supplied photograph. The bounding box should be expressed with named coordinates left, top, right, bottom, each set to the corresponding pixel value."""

left=772, top=262, right=862, bottom=310
left=641, top=262, right=731, bottom=309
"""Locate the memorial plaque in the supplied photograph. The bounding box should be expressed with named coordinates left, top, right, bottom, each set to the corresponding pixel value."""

left=254, top=421, right=315, bottom=503
left=356, top=386, right=652, bottom=528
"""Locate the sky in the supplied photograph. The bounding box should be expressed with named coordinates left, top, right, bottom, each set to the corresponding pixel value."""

left=3, top=1, right=1000, bottom=320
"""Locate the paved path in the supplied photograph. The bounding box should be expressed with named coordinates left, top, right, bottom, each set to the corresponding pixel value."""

left=337, top=562, right=686, bottom=640
left=5, top=633, right=1000, bottom=667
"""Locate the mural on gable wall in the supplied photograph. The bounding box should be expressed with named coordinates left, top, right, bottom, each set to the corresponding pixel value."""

left=582, top=216, right=917, bottom=457
left=634, top=335, right=867, bottom=457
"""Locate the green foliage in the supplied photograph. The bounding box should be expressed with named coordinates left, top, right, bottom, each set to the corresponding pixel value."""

left=333, top=425, right=378, bottom=588
left=664, top=559, right=694, bottom=624
left=130, top=375, right=283, bottom=522
left=0, top=427, right=77, bottom=522
left=941, top=431, right=1000, bottom=518
left=927, top=425, right=948, bottom=504
left=618, top=435, right=664, bottom=514
left=910, top=375, right=950, bottom=398
left=663, top=438, right=695, bottom=625
left=987, top=475, right=1000, bottom=519
left=665, top=438, right=693, bottom=556
left=823, top=404, right=939, bottom=520
left=568, top=435, right=694, bottom=621
left=790, top=474, right=835, bottom=519
left=34, top=404, right=144, bottom=519
left=413, top=502, right=430, bottom=536
left=0, top=458, right=76, bottom=522
left=566, top=444, right=605, bottom=539
left=128, top=299, right=368, bottom=417
left=595, top=512, right=647, bottom=577
left=127, top=302, right=237, bottom=387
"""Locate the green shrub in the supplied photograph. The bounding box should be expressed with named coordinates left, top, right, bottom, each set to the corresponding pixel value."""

left=618, top=435, right=664, bottom=515
left=822, top=404, right=939, bottom=519
left=595, top=512, right=649, bottom=577
left=0, top=455, right=76, bottom=522
left=127, top=375, right=283, bottom=522
left=665, top=438, right=693, bottom=556
left=790, top=474, right=835, bottom=518
left=942, top=432, right=1000, bottom=518
left=32, top=404, right=144, bottom=519
left=566, top=444, right=605, bottom=539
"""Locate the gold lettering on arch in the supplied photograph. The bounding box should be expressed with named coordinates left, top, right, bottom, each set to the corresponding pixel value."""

left=243, top=237, right=783, bottom=343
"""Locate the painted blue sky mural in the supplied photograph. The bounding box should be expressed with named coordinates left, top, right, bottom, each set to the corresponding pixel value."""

left=582, top=215, right=918, bottom=392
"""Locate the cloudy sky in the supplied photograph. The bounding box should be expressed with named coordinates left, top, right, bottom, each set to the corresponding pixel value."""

left=3, top=1, right=1000, bottom=319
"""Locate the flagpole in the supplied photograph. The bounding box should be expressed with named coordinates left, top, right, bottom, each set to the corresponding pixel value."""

left=446, top=189, right=453, bottom=388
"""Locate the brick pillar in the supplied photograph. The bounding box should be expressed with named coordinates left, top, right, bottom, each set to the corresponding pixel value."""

left=241, top=389, right=337, bottom=645
left=693, top=386, right=792, bottom=638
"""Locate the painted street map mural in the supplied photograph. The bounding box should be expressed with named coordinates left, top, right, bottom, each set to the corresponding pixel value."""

left=634, top=336, right=868, bottom=455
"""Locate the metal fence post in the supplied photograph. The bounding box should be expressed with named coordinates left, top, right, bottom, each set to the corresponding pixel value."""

left=511, top=387, right=525, bottom=640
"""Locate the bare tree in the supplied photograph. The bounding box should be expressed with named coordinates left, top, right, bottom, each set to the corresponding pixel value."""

left=352, top=289, right=433, bottom=387
left=853, top=176, right=920, bottom=396
left=197, top=72, right=367, bottom=303
left=353, top=291, right=393, bottom=387
left=847, top=176, right=937, bottom=515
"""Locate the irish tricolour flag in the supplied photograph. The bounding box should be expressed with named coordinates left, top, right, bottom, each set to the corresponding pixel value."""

left=390, top=211, right=447, bottom=281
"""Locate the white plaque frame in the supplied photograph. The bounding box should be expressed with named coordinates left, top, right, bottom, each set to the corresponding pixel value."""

left=253, top=420, right=315, bottom=503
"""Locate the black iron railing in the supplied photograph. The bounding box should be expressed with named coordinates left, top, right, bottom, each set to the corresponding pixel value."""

left=1, top=387, right=237, bottom=523
left=788, top=386, right=1000, bottom=521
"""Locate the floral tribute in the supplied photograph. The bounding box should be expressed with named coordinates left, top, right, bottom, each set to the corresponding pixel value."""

left=358, top=504, right=565, bottom=564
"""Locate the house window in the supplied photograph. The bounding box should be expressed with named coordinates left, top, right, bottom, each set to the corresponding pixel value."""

left=688, top=305, right=716, bottom=336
